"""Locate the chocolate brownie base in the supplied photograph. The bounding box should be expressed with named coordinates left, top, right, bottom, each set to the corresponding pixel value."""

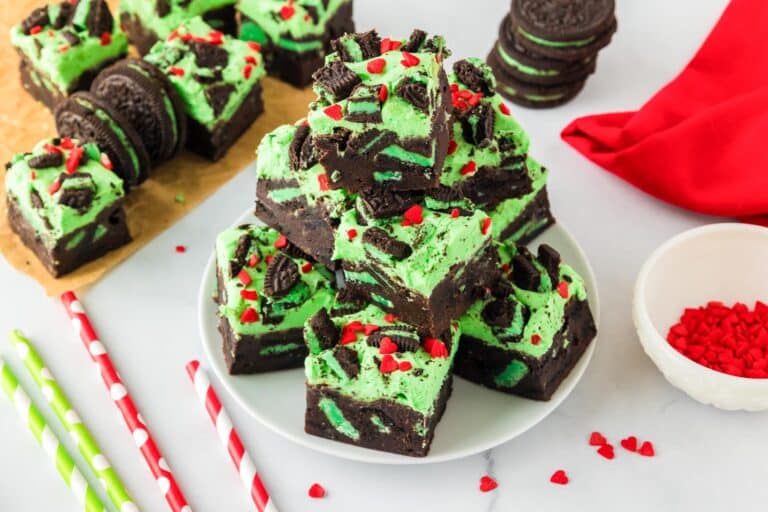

left=498, top=187, right=555, bottom=244
left=18, top=53, right=125, bottom=111
left=245, top=2, right=355, bottom=88
left=454, top=299, right=596, bottom=401
left=342, top=244, right=500, bottom=337
left=305, top=375, right=453, bottom=457
left=120, top=5, right=238, bottom=56
left=7, top=198, right=131, bottom=278
left=255, top=182, right=339, bottom=270
left=215, top=267, right=307, bottom=374
left=187, top=82, right=264, bottom=161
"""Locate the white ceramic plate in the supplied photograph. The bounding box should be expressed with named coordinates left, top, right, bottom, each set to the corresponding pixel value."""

left=199, top=209, right=600, bottom=464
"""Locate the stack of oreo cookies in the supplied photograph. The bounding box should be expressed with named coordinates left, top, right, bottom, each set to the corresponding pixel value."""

left=487, top=0, right=617, bottom=108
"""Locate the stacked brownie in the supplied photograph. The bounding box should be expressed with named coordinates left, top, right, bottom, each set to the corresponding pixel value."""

left=487, top=0, right=616, bottom=108
left=212, top=28, right=598, bottom=457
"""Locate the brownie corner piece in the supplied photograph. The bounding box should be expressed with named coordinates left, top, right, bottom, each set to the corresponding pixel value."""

left=307, top=30, right=453, bottom=193
left=144, top=16, right=266, bottom=161
left=335, top=199, right=500, bottom=336
left=237, top=0, right=355, bottom=87
left=11, top=0, right=128, bottom=110
left=215, top=223, right=335, bottom=374
left=455, top=241, right=597, bottom=400
left=5, top=138, right=130, bottom=277
left=304, top=302, right=458, bottom=456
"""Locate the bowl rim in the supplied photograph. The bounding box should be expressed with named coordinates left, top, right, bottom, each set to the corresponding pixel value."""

left=633, top=222, right=768, bottom=386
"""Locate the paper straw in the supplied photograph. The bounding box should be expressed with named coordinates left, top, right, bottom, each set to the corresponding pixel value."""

left=60, top=291, right=190, bottom=512
left=10, top=330, right=139, bottom=512
left=0, top=357, right=106, bottom=512
left=186, top=361, right=278, bottom=512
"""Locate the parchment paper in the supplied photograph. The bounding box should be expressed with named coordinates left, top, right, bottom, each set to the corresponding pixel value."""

left=0, top=1, right=315, bottom=296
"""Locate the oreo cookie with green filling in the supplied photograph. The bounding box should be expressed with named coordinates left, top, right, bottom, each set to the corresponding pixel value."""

left=494, top=71, right=586, bottom=109
left=91, top=59, right=187, bottom=164
left=54, top=91, right=152, bottom=187
left=509, top=0, right=617, bottom=62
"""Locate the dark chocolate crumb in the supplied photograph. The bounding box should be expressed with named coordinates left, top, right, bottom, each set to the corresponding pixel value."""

left=333, top=345, right=360, bottom=379
left=310, top=309, right=339, bottom=351
left=482, top=297, right=518, bottom=327
left=356, top=30, right=382, bottom=59
left=28, top=152, right=63, bottom=169
left=538, top=244, right=561, bottom=286
left=401, top=29, right=427, bottom=53
left=312, top=60, right=361, bottom=101
left=491, top=278, right=513, bottom=298
left=511, top=254, right=541, bottom=291
left=289, top=125, right=317, bottom=171
left=205, top=84, right=235, bottom=117
left=363, top=227, right=412, bottom=260
left=454, top=59, right=494, bottom=96
left=458, top=103, right=495, bottom=146
left=397, top=82, right=429, bottom=112
left=85, top=0, right=114, bottom=38
left=58, top=187, right=94, bottom=213
left=156, top=0, right=171, bottom=17
left=229, top=233, right=252, bottom=277
left=426, top=186, right=462, bottom=203
left=190, top=41, right=229, bottom=69
left=263, top=254, right=300, bottom=299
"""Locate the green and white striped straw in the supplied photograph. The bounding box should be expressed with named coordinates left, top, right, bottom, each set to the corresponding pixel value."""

left=0, top=356, right=106, bottom=512
left=10, top=331, right=138, bottom=512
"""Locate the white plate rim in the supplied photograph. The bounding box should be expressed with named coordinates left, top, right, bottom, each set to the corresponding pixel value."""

left=198, top=209, right=601, bottom=464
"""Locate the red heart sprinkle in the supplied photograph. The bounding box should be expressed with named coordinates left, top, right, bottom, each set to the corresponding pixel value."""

left=451, top=208, right=460, bottom=218
left=400, top=51, right=420, bottom=67
left=367, top=58, right=386, bottom=74
left=550, top=470, right=569, bottom=485
left=597, top=444, right=615, bottom=460
left=317, top=173, right=329, bottom=191
left=426, top=338, right=449, bottom=358
left=280, top=5, right=296, bottom=20
left=169, top=67, right=185, bottom=76
left=324, top=104, right=343, bottom=120
left=44, top=143, right=62, bottom=154
left=347, top=228, right=357, bottom=240
left=363, top=324, right=379, bottom=335
left=240, top=290, right=258, bottom=300
left=240, top=307, right=259, bottom=324
left=245, top=55, right=257, bottom=65
left=557, top=281, right=570, bottom=299
left=638, top=441, right=655, bottom=457
left=380, top=354, right=398, bottom=373
left=380, top=38, right=402, bottom=53
left=100, top=153, right=113, bottom=170
left=384, top=313, right=398, bottom=323
left=237, top=270, right=252, bottom=286
left=499, top=103, right=511, bottom=116
left=479, top=476, right=498, bottom=492
left=30, top=25, right=42, bottom=35
left=301, top=262, right=313, bottom=273
left=248, top=254, right=259, bottom=267
left=398, top=361, right=412, bottom=371
left=30, top=171, right=36, bottom=180
left=339, top=329, right=358, bottom=345
left=65, top=146, right=84, bottom=174
left=266, top=255, right=273, bottom=264
left=481, top=217, right=492, bottom=235
left=620, top=436, right=638, bottom=452
left=460, top=161, right=477, bottom=176
left=48, top=180, right=61, bottom=195
left=175, top=245, right=186, bottom=253
left=345, top=321, right=364, bottom=332
left=243, top=64, right=253, bottom=79
left=59, top=45, right=70, bottom=53
left=248, top=41, right=262, bottom=52
left=378, top=84, right=388, bottom=103
left=402, top=204, right=423, bottom=225
left=274, top=234, right=287, bottom=248
left=447, top=140, right=458, bottom=155
left=589, top=432, right=607, bottom=446
left=379, top=336, right=398, bottom=355
left=531, top=334, right=541, bottom=345
left=308, top=483, right=325, bottom=499
left=60, top=138, right=74, bottom=149
left=100, top=32, right=111, bottom=46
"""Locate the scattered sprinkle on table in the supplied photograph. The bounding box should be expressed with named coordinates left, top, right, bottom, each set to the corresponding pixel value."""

left=479, top=475, right=498, bottom=492
left=308, top=483, right=326, bottom=499
left=550, top=470, right=569, bottom=485
left=175, top=245, right=186, bottom=253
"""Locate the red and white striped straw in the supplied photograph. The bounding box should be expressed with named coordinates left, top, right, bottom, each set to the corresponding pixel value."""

left=185, top=361, right=277, bottom=512
left=61, top=291, right=190, bottom=512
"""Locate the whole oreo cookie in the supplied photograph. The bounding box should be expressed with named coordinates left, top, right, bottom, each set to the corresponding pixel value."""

left=91, top=59, right=187, bottom=164
left=54, top=91, right=152, bottom=187
left=493, top=69, right=586, bottom=109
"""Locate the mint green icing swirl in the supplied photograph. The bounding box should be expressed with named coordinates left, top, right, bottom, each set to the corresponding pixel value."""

left=10, top=3, right=128, bottom=93
left=305, top=302, right=459, bottom=415
left=119, top=0, right=236, bottom=40
left=5, top=139, right=125, bottom=248
left=215, top=224, right=335, bottom=339
left=144, top=16, right=265, bottom=130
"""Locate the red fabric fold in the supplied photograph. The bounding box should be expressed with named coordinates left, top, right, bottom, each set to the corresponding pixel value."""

left=561, top=0, right=768, bottom=222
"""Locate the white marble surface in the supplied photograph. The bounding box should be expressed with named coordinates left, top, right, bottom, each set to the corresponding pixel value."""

left=2, top=1, right=767, bottom=511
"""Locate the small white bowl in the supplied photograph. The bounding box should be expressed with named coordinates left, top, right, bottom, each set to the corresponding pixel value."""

left=633, top=223, right=768, bottom=411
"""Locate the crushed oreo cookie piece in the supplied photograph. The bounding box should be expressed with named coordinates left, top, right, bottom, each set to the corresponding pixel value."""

left=397, top=82, right=429, bottom=111
left=454, top=59, right=493, bottom=96
left=28, top=152, right=63, bottom=169
left=332, top=288, right=366, bottom=317
left=459, top=103, right=495, bottom=147
left=52, top=2, right=74, bottom=29
left=289, top=125, right=317, bottom=171
left=310, top=309, right=340, bottom=351
left=511, top=254, right=541, bottom=291
left=346, top=129, right=394, bottom=156
left=333, top=345, right=360, bottom=379
left=229, top=233, right=252, bottom=277
left=367, top=327, right=420, bottom=352
left=263, top=254, right=300, bottom=299
left=61, top=30, right=81, bottom=46
left=22, top=7, right=50, bottom=35
left=156, top=0, right=171, bottom=16
left=316, top=127, right=352, bottom=154
left=85, top=0, right=114, bottom=37
left=538, top=244, right=561, bottom=286
left=205, top=84, right=235, bottom=117
left=279, top=239, right=310, bottom=260
left=356, top=30, right=382, bottom=59
left=482, top=297, right=517, bottom=327
left=313, top=60, right=361, bottom=101
left=360, top=189, right=420, bottom=218
left=491, top=278, right=513, bottom=298
left=58, top=187, right=94, bottom=213
left=196, top=69, right=223, bottom=84
left=190, top=41, right=229, bottom=68
left=30, top=189, right=44, bottom=209
left=363, top=227, right=412, bottom=260
left=426, top=185, right=462, bottom=203
left=401, top=29, right=427, bottom=53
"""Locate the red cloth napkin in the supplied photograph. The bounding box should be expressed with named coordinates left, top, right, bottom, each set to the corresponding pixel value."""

left=561, top=0, right=768, bottom=224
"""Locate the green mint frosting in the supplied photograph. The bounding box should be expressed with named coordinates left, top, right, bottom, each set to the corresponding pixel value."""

left=238, top=0, right=350, bottom=52
left=333, top=198, right=493, bottom=295
left=10, top=3, right=128, bottom=93
left=305, top=302, right=459, bottom=415
left=255, top=123, right=353, bottom=215
left=119, top=0, right=236, bottom=40
left=215, top=224, right=335, bottom=339
left=459, top=241, right=588, bottom=361
left=5, top=139, right=125, bottom=248
left=144, top=16, right=265, bottom=130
